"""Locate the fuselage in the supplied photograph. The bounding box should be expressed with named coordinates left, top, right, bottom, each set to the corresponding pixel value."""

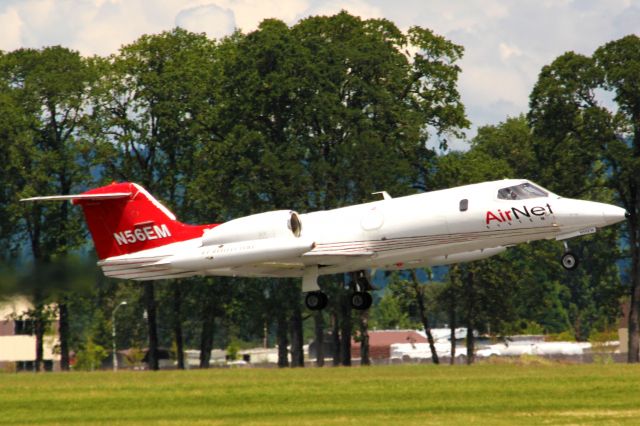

left=97, top=179, right=627, bottom=281
left=298, top=178, right=625, bottom=273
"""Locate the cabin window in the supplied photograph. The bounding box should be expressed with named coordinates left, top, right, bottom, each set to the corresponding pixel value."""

left=459, top=199, right=468, bottom=212
left=497, top=183, right=547, bottom=200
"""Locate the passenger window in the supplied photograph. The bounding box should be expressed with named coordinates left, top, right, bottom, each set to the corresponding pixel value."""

left=459, top=199, right=468, bottom=212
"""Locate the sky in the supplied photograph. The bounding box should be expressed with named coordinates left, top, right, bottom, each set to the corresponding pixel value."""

left=1, top=0, right=638, bottom=149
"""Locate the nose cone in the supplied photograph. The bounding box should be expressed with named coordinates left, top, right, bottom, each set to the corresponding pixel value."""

left=602, top=204, right=628, bottom=226
left=555, top=199, right=627, bottom=230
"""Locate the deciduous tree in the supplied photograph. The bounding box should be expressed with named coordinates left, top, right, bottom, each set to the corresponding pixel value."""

left=0, top=46, right=97, bottom=371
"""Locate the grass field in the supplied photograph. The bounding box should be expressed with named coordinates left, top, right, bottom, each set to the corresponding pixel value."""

left=2, top=362, right=640, bottom=425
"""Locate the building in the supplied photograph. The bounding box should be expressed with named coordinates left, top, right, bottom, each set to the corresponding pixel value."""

left=351, top=330, right=428, bottom=361
left=0, top=296, right=60, bottom=371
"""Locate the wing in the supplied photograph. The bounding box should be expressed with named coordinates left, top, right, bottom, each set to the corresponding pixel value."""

left=211, top=250, right=375, bottom=278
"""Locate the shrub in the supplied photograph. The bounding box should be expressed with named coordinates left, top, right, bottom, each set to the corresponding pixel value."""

left=74, top=339, right=108, bottom=371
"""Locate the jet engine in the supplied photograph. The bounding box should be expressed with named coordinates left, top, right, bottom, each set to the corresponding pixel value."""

left=201, top=210, right=302, bottom=246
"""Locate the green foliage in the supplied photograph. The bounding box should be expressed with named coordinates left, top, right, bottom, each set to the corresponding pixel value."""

left=226, top=339, right=241, bottom=361
left=123, top=347, right=145, bottom=369
left=590, top=329, right=618, bottom=365
left=196, top=12, right=468, bottom=218
left=431, top=107, right=623, bottom=342
left=527, top=35, right=638, bottom=353
left=545, top=330, right=577, bottom=342
left=589, top=329, right=618, bottom=344
left=500, top=320, right=545, bottom=336
left=74, top=338, right=108, bottom=371
left=0, top=15, right=632, bottom=363
left=371, top=289, right=414, bottom=330
left=0, top=46, right=98, bottom=260
left=471, top=115, right=537, bottom=178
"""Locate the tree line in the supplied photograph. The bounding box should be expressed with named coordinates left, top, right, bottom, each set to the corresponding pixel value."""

left=0, top=12, right=638, bottom=369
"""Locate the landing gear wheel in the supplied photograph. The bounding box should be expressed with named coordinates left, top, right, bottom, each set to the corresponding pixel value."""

left=561, top=252, right=578, bottom=270
left=305, top=291, right=328, bottom=311
left=350, top=292, right=373, bottom=310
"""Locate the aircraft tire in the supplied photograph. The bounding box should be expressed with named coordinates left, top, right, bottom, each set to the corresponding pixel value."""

left=305, top=291, right=328, bottom=311
left=350, top=292, right=373, bottom=310
left=561, top=252, right=578, bottom=270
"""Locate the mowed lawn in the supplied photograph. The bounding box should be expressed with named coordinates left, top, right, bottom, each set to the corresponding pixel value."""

left=2, top=363, right=640, bottom=425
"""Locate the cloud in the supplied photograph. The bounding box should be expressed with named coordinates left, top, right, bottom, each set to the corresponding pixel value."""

left=613, top=4, right=640, bottom=36
left=209, top=0, right=310, bottom=32
left=175, top=4, right=236, bottom=40
left=499, top=42, right=522, bottom=61
left=0, top=0, right=175, bottom=56
left=382, top=0, right=639, bottom=139
left=0, top=6, right=23, bottom=52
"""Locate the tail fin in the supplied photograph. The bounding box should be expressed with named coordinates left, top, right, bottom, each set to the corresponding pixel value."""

left=23, top=182, right=215, bottom=259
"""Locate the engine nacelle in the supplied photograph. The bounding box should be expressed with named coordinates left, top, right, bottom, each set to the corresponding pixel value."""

left=202, top=210, right=302, bottom=246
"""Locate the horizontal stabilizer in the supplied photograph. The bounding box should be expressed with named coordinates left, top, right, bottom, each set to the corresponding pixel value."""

left=21, top=193, right=131, bottom=202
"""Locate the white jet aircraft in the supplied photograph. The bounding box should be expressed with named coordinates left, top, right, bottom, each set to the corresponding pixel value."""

left=22, top=179, right=627, bottom=311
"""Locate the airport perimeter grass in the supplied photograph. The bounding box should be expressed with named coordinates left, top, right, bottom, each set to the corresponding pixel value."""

left=2, top=363, right=640, bottom=425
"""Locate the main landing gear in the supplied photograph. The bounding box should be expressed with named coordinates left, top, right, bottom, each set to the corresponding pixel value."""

left=305, top=291, right=328, bottom=311
left=560, top=241, right=579, bottom=271
left=350, top=270, right=373, bottom=310
left=350, top=291, right=373, bottom=310
left=303, top=270, right=374, bottom=311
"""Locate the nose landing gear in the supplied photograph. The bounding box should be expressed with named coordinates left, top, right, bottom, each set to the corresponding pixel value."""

left=561, top=241, right=579, bottom=271
left=561, top=252, right=578, bottom=270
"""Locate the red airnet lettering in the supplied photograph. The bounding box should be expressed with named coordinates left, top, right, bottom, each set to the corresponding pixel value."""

left=485, top=204, right=553, bottom=224
left=113, top=224, right=171, bottom=245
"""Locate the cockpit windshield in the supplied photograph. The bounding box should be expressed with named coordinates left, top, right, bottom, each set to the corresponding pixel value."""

left=497, top=183, right=548, bottom=200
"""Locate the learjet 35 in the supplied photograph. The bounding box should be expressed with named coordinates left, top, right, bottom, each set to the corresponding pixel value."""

left=22, top=179, right=627, bottom=311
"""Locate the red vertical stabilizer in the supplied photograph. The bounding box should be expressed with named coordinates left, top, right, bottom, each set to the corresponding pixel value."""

left=71, top=182, right=216, bottom=259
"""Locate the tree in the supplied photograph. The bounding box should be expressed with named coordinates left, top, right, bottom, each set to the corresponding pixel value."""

left=409, top=270, right=439, bottom=364
left=470, top=116, right=623, bottom=340
left=370, top=288, right=413, bottom=330
left=444, top=258, right=521, bottom=364
left=528, top=41, right=631, bottom=356
left=358, top=309, right=371, bottom=366
left=89, top=28, right=220, bottom=370
left=593, top=35, right=640, bottom=361
left=290, top=303, right=304, bottom=367
left=0, top=46, right=97, bottom=371
left=0, top=73, right=29, bottom=255
left=198, top=280, right=223, bottom=368
left=340, top=278, right=352, bottom=366
left=202, top=12, right=469, bottom=366
left=313, top=310, right=325, bottom=367
left=528, top=53, right=609, bottom=197
left=0, top=12, right=471, bottom=368
left=444, top=265, right=461, bottom=364
left=74, top=338, right=108, bottom=371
